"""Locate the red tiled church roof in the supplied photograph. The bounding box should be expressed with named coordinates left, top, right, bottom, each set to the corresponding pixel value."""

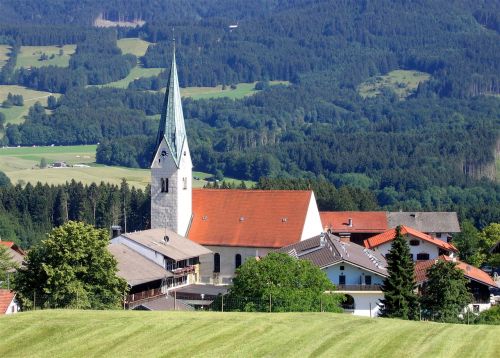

left=320, top=211, right=388, bottom=233
left=415, top=256, right=497, bottom=287
left=188, top=189, right=314, bottom=248
left=364, top=225, right=457, bottom=252
left=0, top=289, right=15, bottom=314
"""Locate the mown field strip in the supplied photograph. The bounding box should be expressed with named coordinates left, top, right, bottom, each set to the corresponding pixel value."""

left=0, top=310, right=498, bottom=358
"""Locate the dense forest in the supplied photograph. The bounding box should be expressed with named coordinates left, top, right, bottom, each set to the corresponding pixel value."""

left=0, top=0, right=498, bottom=236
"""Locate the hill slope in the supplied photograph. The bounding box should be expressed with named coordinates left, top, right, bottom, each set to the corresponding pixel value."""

left=0, top=310, right=499, bottom=357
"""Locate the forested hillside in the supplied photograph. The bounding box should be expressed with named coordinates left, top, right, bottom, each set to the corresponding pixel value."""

left=0, top=0, right=499, bottom=232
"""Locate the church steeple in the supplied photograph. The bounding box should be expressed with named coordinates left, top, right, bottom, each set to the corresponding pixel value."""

left=154, top=42, right=186, bottom=167
left=150, top=41, right=193, bottom=236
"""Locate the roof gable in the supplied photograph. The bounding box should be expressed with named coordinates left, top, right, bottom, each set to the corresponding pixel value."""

left=364, top=226, right=458, bottom=252
left=120, top=228, right=212, bottom=261
left=0, top=289, right=15, bottom=314
left=189, top=189, right=314, bottom=248
left=415, top=256, right=497, bottom=287
left=320, top=211, right=388, bottom=233
left=277, top=233, right=388, bottom=277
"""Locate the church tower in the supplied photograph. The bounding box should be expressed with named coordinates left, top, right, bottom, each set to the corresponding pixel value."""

left=151, top=44, right=192, bottom=235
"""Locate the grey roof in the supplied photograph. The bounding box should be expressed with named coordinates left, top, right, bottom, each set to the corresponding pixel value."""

left=133, top=295, right=194, bottom=311
left=108, top=243, right=172, bottom=286
left=277, top=233, right=388, bottom=277
left=120, top=228, right=212, bottom=261
left=154, top=46, right=187, bottom=166
left=388, top=212, right=460, bottom=233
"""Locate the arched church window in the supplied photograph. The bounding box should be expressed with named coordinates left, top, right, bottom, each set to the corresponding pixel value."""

left=214, top=253, right=220, bottom=273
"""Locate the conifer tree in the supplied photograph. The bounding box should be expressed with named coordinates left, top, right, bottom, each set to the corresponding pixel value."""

left=420, top=260, right=472, bottom=322
left=379, top=226, right=419, bottom=320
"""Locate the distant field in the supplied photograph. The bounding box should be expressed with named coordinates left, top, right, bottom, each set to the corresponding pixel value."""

left=193, top=171, right=255, bottom=188
left=96, top=66, right=164, bottom=89
left=0, top=85, right=59, bottom=125
left=0, top=310, right=499, bottom=357
left=0, top=145, right=255, bottom=189
left=0, top=45, right=10, bottom=69
left=117, top=38, right=153, bottom=57
left=180, top=81, right=290, bottom=100
left=15, top=45, right=76, bottom=69
left=358, top=70, right=431, bottom=99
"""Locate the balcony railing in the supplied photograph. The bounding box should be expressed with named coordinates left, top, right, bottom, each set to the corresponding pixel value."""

left=126, top=288, right=163, bottom=303
left=171, top=265, right=196, bottom=276
left=336, top=284, right=382, bottom=291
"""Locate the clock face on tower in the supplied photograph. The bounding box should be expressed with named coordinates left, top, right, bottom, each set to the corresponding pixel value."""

left=161, top=150, right=168, bottom=157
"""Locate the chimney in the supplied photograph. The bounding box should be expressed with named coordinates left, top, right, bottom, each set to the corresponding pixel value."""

left=110, top=225, right=122, bottom=239
left=347, top=218, right=353, bottom=227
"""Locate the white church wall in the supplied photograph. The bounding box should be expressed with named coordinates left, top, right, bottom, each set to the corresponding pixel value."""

left=199, top=245, right=273, bottom=284
left=300, top=192, right=324, bottom=241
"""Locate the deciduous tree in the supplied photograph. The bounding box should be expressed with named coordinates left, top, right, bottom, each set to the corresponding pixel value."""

left=14, top=221, right=127, bottom=309
left=420, top=260, right=472, bottom=322
left=226, top=252, right=343, bottom=312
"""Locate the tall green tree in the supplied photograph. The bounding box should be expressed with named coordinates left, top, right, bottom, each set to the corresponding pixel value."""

left=227, top=252, right=343, bottom=312
left=420, top=260, right=472, bottom=322
left=379, top=225, right=419, bottom=320
left=14, top=221, right=127, bottom=309
left=453, top=220, right=482, bottom=266
left=0, top=244, right=17, bottom=288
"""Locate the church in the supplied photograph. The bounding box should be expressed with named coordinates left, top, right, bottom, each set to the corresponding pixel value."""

left=111, top=46, right=324, bottom=297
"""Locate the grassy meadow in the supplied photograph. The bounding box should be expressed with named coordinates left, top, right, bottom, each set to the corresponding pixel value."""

left=358, top=70, right=430, bottom=99
left=0, top=145, right=255, bottom=189
left=95, top=66, right=164, bottom=89
left=15, top=45, right=76, bottom=69
left=117, top=38, right=153, bottom=57
left=180, top=80, right=290, bottom=100
left=0, top=310, right=499, bottom=357
left=0, top=85, right=59, bottom=124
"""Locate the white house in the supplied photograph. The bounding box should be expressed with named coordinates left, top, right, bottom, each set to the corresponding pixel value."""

left=277, top=233, right=388, bottom=317
left=364, top=225, right=458, bottom=261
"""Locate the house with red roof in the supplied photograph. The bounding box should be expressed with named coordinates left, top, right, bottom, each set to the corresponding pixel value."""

left=320, top=211, right=388, bottom=245
left=415, top=256, right=498, bottom=313
left=320, top=211, right=460, bottom=245
left=0, top=289, right=19, bottom=315
left=364, top=226, right=458, bottom=262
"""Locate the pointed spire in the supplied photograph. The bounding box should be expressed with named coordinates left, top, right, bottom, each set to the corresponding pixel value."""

left=154, top=39, right=186, bottom=166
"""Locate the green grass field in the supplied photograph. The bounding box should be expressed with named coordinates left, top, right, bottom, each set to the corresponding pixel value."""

left=0, top=44, right=10, bottom=69
left=180, top=81, right=290, bottom=100
left=358, top=70, right=431, bottom=99
left=0, top=85, right=60, bottom=125
left=117, top=38, right=153, bottom=57
left=15, top=45, right=76, bottom=69
left=0, top=145, right=255, bottom=189
left=95, top=66, right=164, bottom=89
left=0, top=310, right=498, bottom=357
